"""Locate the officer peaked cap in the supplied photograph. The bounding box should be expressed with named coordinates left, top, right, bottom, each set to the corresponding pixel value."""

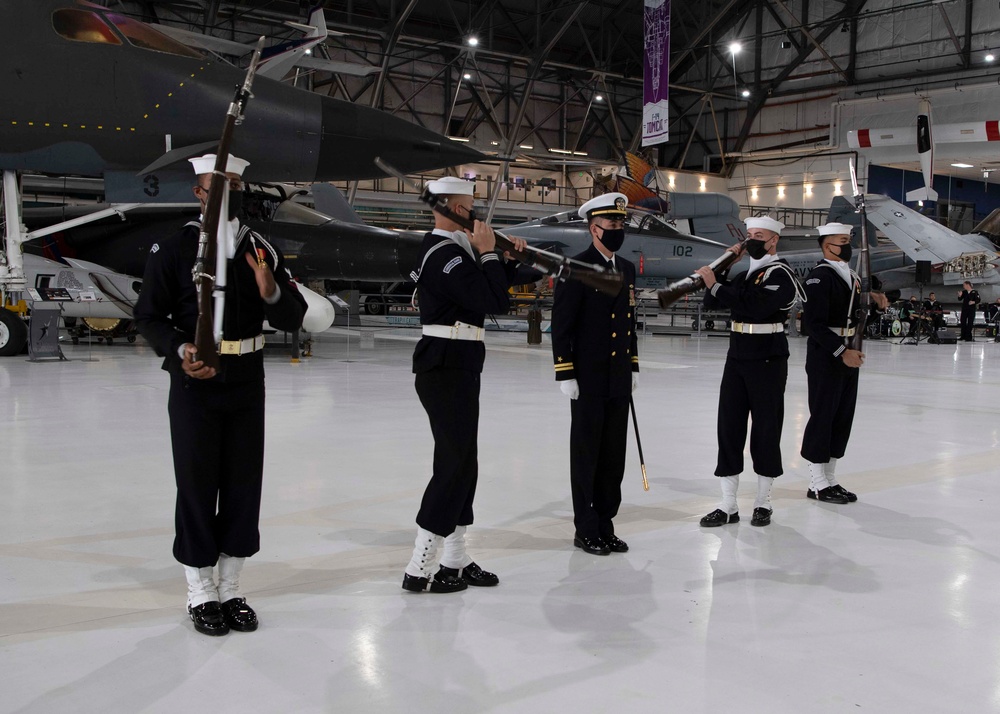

left=579, top=193, right=628, bottom=220
left=189, top=153, right=249, bottom=177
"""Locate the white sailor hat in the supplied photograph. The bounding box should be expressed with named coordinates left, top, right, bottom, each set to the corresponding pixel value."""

left=744, top=216, right=785, bottom=234
left=578, top=192, right=628, bottom=220
left=426, top=176, right=475, bottom=196
left=188, top=153, right=250, bottom=177
left=816, top=222, right=854, bottom=237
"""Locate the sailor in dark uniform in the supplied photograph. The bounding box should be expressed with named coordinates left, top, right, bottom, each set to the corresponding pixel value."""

left=134, top=154, right=306, bottom=636
left=923, top=292, right=944, bottom=330
left=800, top=222, right=887, bottom=503
left=551, top=193, right=639, bottom=556
left=695, top=216, right=803, bottom=528
left=402, top=176, right=526, bottom=593
left=958, top=281, right=981, bottom=341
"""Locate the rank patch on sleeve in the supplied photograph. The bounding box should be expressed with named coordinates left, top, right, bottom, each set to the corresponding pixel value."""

left=443, top=256, right=463, bottom=274
left=806, top=278, right=821, bottom=285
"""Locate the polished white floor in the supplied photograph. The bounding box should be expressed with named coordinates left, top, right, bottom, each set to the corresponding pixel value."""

left=2, top=324, right=1000, bottom=713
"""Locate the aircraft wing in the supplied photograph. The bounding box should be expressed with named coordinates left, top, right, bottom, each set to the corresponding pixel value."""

left=863, top=194, right=994, bottom=263
left=154, top=25, right=376, bottom=77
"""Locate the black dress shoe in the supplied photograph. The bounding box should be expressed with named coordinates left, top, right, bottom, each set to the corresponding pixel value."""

left=750, top=507, right=772, bottom=527
left=188, top=601, right=229, bottom=637
left=603, top=535, right=629, bottom=553
left=806, top=486, right=850, bottom=504
left=220, top=598, right=258, bottom=632
left=699, top=509, right=739, bottom=527
left=401, top=571, right=468, bottom=593
left=437, top=562, right=499, bottom=587
left=573, top=536, right=610, bottom=555
left=830, top=484, right=857, bottom=502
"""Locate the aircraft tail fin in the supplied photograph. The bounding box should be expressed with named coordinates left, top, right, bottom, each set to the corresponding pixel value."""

left=312, top=183, right=363, bottom=224
left=905, top=186, right=939, bottom=202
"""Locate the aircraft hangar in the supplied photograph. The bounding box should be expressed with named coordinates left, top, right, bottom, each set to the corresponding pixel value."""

left=3, top=1, right=1000, bottom=711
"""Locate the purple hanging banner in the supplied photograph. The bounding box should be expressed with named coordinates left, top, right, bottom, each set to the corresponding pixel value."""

left=643, top=0, right=670, bottom=146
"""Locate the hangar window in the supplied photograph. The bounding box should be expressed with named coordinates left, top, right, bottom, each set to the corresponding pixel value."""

left=52, top=9, right=122, bottom=45
left=103, top=13, right=203, bottom=58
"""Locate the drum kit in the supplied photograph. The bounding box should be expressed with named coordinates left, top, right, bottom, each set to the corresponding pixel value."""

left=866, top=306, right=903, bottom=339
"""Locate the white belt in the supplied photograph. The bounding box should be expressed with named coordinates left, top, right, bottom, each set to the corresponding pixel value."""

left=422, top=321, right=484, bottom=342
left=731, top=322, right=784, bottom=334
left=830, top=327, right=857, bottom=337
left=219, top=334, right=265, bottom=355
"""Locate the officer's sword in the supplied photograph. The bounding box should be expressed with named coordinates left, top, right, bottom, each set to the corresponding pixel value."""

left=629, top=396, right=649, bottom=491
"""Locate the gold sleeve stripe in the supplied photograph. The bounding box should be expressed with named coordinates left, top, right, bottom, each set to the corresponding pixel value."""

left=554, top=363, right=575, bottom=371
left=631, top=356, right=639, bottom=362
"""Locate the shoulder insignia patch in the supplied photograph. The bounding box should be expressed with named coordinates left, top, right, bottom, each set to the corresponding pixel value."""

left=150, top=243, right=159, bottom=254
left=443, top=256, right=463, bottom=274
left=805, top=278, right=821, bottom=285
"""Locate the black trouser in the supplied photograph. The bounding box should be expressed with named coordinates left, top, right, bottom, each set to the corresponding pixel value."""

left=569, top=393, right=629, bottom=540
left=168, top=375, right=265, bottom=567
left=960, top=309, right=976, bottom=340
left=800, top=344, right=859, bottom=463
left=714, top=357, right=787, bottom=478
left=415, top=368, right=480, bottom=536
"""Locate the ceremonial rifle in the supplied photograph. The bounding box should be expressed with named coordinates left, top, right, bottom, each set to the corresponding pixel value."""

left=848, top=160, right=871, bottom=352
left=373, top=157, right=624, bottom=297
left=192, top=37, right=266, bottom=370
left=656, top=240, right=748, bottom=309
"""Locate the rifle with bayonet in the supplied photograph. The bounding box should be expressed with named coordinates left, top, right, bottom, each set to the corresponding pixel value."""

left=192, top=37, right=266, bottom=370
left=373, top=157, right=624, bottom=297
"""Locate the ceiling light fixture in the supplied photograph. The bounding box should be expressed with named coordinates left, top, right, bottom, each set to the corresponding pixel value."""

left=728, top=41, right=741, bottom=55
left=951, top=163, right=974, bottom=168
left=467, top=36, right=479, bottom=47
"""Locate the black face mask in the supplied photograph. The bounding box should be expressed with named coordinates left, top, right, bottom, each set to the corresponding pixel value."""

left=598, top=227, right=626, bottom=253
left=833, top=243, right=853, bottom=262
left=746, top=239, right=769, bottom=260
left=228, top=190, right=243, bottom=221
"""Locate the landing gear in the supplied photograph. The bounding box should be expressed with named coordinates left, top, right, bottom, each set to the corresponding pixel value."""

left=0, top=307, right=28, bottom=356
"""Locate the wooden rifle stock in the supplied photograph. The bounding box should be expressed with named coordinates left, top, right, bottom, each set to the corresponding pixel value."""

left=191, top=37, right=265, bottom=370
left=372, top=157, right=624, bottom=297
left=657, top=241, right=747, bottom=309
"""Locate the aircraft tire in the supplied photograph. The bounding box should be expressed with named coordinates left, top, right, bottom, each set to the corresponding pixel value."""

left=0, top=308, right=28, bottom=357
left=705, top=320, right=715, bottom=330
left=364, top=296, right=386, bottom=315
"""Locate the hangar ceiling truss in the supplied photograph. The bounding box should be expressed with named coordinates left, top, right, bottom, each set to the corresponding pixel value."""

left=84, top=1, right=1000, bottom=176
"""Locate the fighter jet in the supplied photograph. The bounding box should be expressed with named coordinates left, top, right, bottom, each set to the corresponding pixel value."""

left=0, top=0, right=483, bottom=202
left=856, top=194, right=1000, bottom=302
left=23, top=183, right=424, bottom=285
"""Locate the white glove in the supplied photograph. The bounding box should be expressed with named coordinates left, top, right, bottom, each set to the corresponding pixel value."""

left=632, top=374, right=638, bottom=393
left=559, top=379, right=579, bottom=400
